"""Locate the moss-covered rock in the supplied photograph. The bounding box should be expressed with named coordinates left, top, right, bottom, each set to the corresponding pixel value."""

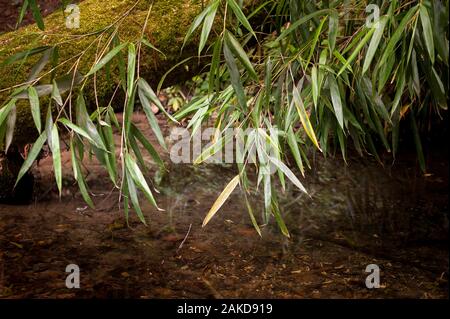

left=0, top=0, right=207, bottom=147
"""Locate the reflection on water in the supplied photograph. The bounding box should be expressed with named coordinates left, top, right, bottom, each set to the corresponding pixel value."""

left=159, top=153, right=448, bottom=273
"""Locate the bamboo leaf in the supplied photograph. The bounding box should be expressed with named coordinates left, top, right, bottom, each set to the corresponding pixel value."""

left=5, top=104, right=17, bottom=153
left=419, top=4, right=435, bottom=64
left=29, top=0, right=45, bottom=30
left=86, top=42, right=127, bottom=77
left=130, top=123, right=164, bottom=169
left=268, top=156, right=308, bottom=194
left=292, top=82, right=321, bottom=150
left=50, top=124, right=62, bottom=196
left=76, top=94, right=108, bottom=151
left=0, top=46, right=50, bottom=67
left=137, top=78, right=177, bottom=122
left=51, top=79, right=63, bottom=106
left=272, top=199, right=290, bottom=238
left=16, top=0, right=29, bottom=29
left=28, top=86, right=41, bottom=133
left=328, top=11, right=338, bottom=56
left=58, top=118, right=99, bottom=148
left=138, top=89, right=167, bottom=150
left=199, top=0, right=219, bottom=54
left=0, top=99, right=16, bottom=128
left=141, top=38, right=165, bottom=56
left=338, top=27, right=375, bottom=76
left=329, top=75, right=344, bottom=129
left=363, top=16, right=387, bottom=74
left=70, top=139, right=94, bottom=208
left=244, top=195, right=261, bottom=237
left=287, top=127, right=305, bottom=177
left=182, top=3, right=211, bottom=50
left=203, top=175, right=240, bottom=227
left=127, top=43, right=136, bottom=98
left=125, top=171, right=147, bottom=225
left=125, top=153, right=160, bottom=210
left=311, top=65, right=319, bottom=109
left=226, top=0, right=256, bottom=38
left=223, top=41, right=247, bottom=111
left=225, top=31, right=258, bottom=81
left=27, top=47, right=53, bottom=82
left=15, top=132, right=47, bottom=187
left=276, top=9, right=331, bottom=41
left=379, top=6, right=417, bottom=67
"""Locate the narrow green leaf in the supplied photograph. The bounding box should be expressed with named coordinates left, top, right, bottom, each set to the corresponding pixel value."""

left=379, top=6, right=417, bottom=67
left=0, top=46, right=50, bottom=67
left=182, top=3, right=211, bottom=50
left=268, top=156, right=308, bottom=194
left=363, top=16, right=387, bottom=74
left=287, top=127, right=305, bottom=177
left=50, top=124, right=62, bottom=196
left=311, top=65, right=319, bottom=109
left=138, top=89, right=167, bottom=150
left=225, top=31, right=258, bottom=81
left=15, top=132, right=47, bottom=187
left=130, top=123, right=164, bottom=169
left=141, top=38, right=165, bottom=56
left=199, top=0, right=219, bottom=54
left=276, top=9, right=331, bottom=41
left=29, top=0, right=45, bottom=30
left=337, top=27, right=375, bottom=76
left=58, top=118, right=99, bottom=148
left=272, top=199, right=290, bottom=238
left=76, top=94, right=108, bottom=151
left=125, top=171, right=147, bottom=225
left=223, top=41, right=247, bottom=111
left=244, top=194, right=261, bottom=237
left=329, top=75, right=344, bottom=129
left=419, top=4, right=435, bottom=64
left=16, top=0, right=29, bottom=29
left=28, top=86, right=41, bottom=133
left=125, top=153, right=160, bottom=210
left=226, top=0, right=256, bottom=38
left=0, top=99, right=16, bottom=128
left=70, top=139, right=94, bottom=208
left=137, top=78, right=177, bottom=122
left=209, top=38, right=223, bottom=95
left=328, top=11, right=338, bottom=56
left=86, top=42, right=127, bottom=77
left=27, top=47, right=53, bottom=82
left=127, top=43, right=136, bottom=98
left=5, top=104, right=17, bottom=153
left=51, top=79, right=63, bottom=106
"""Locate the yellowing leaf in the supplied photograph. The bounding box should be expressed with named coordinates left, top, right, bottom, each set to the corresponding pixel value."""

left=203, top=175, right=240, bottom=227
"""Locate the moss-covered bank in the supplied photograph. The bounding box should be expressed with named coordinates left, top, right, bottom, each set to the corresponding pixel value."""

left=0, top=0, right=207, bottom=147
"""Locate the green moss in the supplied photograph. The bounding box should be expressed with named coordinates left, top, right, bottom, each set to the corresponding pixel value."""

left=0, top=0, right=204, bottom=147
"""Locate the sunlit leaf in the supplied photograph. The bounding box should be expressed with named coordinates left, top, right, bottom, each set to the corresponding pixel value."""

left=203, top=175, right=240, bottom=227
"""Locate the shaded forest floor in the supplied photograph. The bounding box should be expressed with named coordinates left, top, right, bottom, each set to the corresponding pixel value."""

left=0, top=113, right=448, bottom=298
left=0, top=0, right=448, bottom=300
